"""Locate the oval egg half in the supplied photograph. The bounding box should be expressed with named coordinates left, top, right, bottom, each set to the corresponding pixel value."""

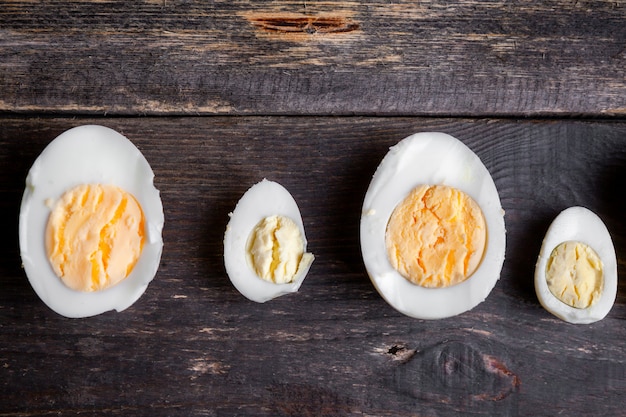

left=19, top=125, right=164, bottom=318
left=360, top=132, right=506, bottom=319
left=535, top=206, right=617, bottom=324
left=223, top=179, right=314, bottom=303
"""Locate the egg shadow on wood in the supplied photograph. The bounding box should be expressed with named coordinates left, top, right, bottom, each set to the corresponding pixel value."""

left=319, top=136, right=396, bottom=296
left=199, top=185, right=243, bottom=294
left=501, top=208, right=554, bottom=306
left=0, top=130, right=52, bottom=297
left=595, top=156, right=626, bottom=309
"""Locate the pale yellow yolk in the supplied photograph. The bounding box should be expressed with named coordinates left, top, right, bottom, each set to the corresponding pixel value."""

left=546, top=241, right=603, bottom=309
left=45, top=184, right=145, bottom=292
left=246, top=215, right=311, bottom=284
left=385, top=184, right=487, bottom=288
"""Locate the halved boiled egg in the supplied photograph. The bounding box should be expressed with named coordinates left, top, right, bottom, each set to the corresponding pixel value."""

left=360, top=132, right=506, bottom=319
left=535, top=207, right=617, bottom=324
left=19, top=125, right=164, bottom=318
left=223, top=179, right=314, bottom=302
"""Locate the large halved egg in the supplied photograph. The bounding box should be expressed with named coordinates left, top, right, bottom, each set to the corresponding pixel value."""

left=19, top=125, right=164, bottom=318
left=535, top=206, right=617, bottom=324
left=224, top=179, right=314, bottom=303
left=360, top=132, right=506, bottom=319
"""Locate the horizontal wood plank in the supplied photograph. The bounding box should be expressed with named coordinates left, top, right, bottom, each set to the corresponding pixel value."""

left=0, top=0, right=624, bottom=116
left=0, top=117, right=624, bottom=416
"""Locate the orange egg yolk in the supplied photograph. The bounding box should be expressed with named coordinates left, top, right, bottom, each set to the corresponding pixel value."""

left=385, top=184, right=487, bottom=288
left=45, top=184, right=145, bottom=292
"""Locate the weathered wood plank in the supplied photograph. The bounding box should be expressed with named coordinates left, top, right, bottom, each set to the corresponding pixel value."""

left=0, top=1, right=624, bottom=116
left=0, top=117, right=624, bottom=416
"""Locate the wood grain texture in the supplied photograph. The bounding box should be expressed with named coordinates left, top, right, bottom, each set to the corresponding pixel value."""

left=0, top=0, right=625, bottom=116
left=0, top=117, right=624, bottom=416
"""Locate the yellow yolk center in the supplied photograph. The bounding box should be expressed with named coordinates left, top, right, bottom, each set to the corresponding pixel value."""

left=385, top=184, right=487, bottom=288
left=45, top=184, right=145, bottom=292
left=545, top=241, right=603, bottom=309
left=246, top=215, right=312, bottom=284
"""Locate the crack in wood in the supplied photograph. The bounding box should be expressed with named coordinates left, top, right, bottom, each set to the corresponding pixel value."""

left=388, top=345, right=403, bottom=355
left=247, top=14, right=359, bottom=35
left=385, top=343, right=417, bottom=362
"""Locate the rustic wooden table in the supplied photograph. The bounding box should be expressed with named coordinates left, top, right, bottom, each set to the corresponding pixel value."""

left=1, top=1, right=625, bottom=416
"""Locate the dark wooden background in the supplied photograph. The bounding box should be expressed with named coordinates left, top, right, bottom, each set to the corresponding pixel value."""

left=1, top=1, right=625, bottom=416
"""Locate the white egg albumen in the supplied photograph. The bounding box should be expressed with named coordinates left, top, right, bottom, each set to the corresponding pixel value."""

left=360, top=132, right=506, bottom=319
left=224, top=179, right=313, bottom=303
left=535, top=207, right=617, bottom=324
left=19, top=125, right=164, bottom=318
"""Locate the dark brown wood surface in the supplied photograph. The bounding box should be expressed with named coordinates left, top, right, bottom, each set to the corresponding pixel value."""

left=1, top=0, right=625, bottom=116
left=1, top=117, right=625, bottom=416
left=1, top=1, right=625, bottom=416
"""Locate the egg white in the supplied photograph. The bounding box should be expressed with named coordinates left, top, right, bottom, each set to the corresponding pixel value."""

left=223, top=179, right=313, bottom=303
left=19, top=125, right=164, bottom=318
left=535, top=206, right=617, bottom=324
left=360, top=132, right=506, bottom=319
